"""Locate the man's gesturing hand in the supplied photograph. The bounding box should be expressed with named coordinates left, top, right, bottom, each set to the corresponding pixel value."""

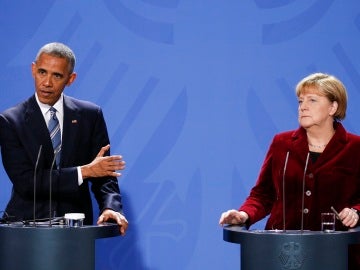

left=81, top=144, right=125, bottom=179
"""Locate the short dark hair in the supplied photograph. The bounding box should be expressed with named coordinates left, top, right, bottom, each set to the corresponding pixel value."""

left=35, top=42, right=76, bottom=73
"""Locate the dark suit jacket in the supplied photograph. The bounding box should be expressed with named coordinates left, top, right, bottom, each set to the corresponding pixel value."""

left=239, top=122, right=360, bottom=231
left=0, top=94, right=123, bottom=224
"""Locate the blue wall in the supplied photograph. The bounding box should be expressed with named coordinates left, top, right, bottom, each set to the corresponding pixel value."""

left=1, top=1, right=360, bottom=269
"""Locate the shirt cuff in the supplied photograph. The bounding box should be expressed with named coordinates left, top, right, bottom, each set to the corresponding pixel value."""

left=77, top=166, right=83, bottom=186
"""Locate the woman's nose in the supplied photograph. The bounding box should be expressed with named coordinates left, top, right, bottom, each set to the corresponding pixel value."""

left=299, top=101, right=307, bottom=110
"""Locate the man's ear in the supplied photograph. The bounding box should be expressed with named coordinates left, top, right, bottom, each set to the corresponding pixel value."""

left=31, top=62, right=36, bottom=79
left=66, top=72, right=77, bottom=86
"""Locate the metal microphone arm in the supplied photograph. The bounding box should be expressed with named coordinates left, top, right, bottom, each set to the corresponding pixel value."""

left=33, top=145, right=43, bottom=226
left=49, top=149, right=59, bottom=227
left=282, top=151, right=290, bottom=232
left=301, top=152, right=310, bottom=232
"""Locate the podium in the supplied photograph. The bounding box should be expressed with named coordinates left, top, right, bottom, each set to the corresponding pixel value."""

left=0, top=223, right=120, bottom=270
left=223, top=225, right=360, bottom=269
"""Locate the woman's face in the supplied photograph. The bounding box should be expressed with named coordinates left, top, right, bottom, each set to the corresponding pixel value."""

left=298, top=87, right=337, bottom=129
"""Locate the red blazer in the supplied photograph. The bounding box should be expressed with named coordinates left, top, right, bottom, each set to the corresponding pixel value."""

left=240, top=122, right=360, bottom=231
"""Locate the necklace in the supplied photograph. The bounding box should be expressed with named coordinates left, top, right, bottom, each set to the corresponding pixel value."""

left=308, top=143, right=327, bottom=149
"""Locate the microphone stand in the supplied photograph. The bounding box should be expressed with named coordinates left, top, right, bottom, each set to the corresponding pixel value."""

left=33, top=145, right=43, bottom=227
left=49, top=149, right=59, bottom=227
left=301, top=152, right=310, bottom=232
left=282, top=151, right=289, bottom=232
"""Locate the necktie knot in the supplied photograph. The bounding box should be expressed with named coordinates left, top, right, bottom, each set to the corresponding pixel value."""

left=49, top=107, right=57, bottom=119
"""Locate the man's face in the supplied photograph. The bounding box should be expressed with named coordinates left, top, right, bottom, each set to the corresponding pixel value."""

left=31, top=53, right=76, bottom=105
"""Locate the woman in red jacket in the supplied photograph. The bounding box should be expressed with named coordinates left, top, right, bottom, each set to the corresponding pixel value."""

left=219, top=72, right=360, bottom=268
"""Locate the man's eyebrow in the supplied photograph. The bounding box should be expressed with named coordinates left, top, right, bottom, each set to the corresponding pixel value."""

left=52, top=72, right=64, bottom=77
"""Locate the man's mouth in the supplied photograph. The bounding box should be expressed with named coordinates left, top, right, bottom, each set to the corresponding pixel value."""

left=39, top=89, right=53, bottom=95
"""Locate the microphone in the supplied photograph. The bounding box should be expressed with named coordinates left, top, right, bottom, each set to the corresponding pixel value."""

left=49, top=149, right=60, bottom=227
left=282, top=151, right=290, bottom=232
left=300, top=152, right=310, bottom=232
left=33, top=145, right=43, bottom=226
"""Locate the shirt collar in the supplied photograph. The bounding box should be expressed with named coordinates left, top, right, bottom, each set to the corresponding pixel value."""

left=35, top=93, right=64, bottom=117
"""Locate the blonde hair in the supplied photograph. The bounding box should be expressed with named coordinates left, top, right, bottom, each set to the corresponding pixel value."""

left=295, top=73, right=347, bottom=120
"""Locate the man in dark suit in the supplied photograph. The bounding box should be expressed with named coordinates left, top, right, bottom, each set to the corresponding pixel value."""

left=0, top=42, right=128, bottom=235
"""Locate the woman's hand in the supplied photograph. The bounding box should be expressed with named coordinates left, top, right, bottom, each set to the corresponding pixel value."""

left=219, top=210, right=249, bottom=226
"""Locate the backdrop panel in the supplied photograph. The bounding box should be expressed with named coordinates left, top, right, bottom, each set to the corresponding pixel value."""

left=1, top=1, right=360, bottom=269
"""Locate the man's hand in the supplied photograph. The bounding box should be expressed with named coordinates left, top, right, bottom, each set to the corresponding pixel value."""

left=81, top=144, right=125, bottom=179
left=97, top=209, right=129, bottom=235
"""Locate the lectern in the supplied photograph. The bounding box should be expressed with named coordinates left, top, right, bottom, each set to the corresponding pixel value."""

left=223, top=225, right=360, bottom=270
left=0, top=223, right=120, bottom=270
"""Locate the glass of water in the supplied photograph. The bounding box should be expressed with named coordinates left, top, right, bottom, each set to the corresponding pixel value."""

left=321, top=212, right=335, bottom=232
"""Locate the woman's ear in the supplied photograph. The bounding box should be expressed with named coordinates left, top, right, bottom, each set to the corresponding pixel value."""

left=329, top=101, right=338, bottom=116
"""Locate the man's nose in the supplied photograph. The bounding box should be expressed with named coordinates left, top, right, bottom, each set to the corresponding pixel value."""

left=43, top=75, right=53, bottom=86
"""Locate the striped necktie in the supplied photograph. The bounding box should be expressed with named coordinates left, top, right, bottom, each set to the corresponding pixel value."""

left=48, top=107, right=61, bottom=166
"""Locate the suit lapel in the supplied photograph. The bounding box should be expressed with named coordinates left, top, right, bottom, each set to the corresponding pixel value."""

left=61, top=96, right=81, bottom=165
left=25, top=96, right=54, bottom=162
